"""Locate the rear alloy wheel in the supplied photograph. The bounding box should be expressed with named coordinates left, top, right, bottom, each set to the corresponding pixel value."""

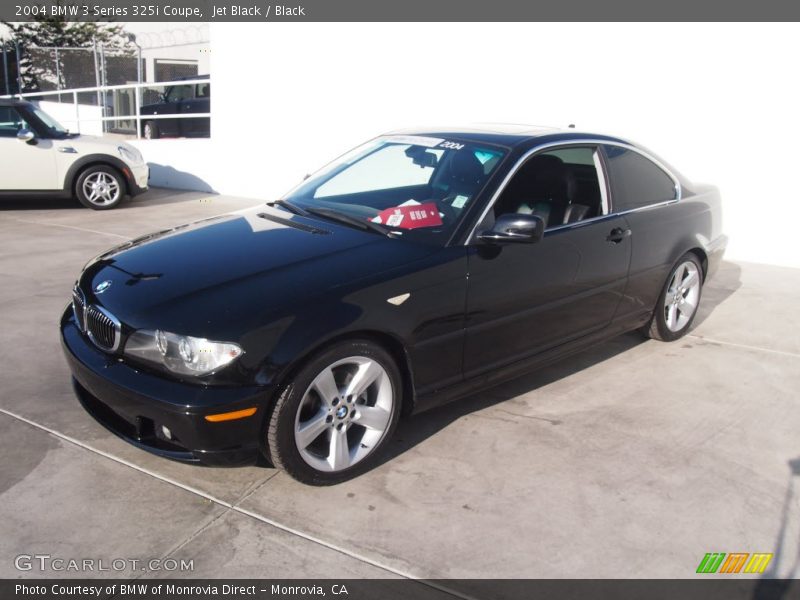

left=645, top=253, right=704, bottom=341
left=266, top=341, right=401, bottom=485
left=75, top=166, right=125, bottom=210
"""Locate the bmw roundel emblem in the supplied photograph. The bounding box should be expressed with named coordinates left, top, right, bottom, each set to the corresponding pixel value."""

left=94, top=280, right=112, bottom=294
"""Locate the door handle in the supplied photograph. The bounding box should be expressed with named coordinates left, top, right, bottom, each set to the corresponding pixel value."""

left=606, top=227, right=631, bottom=244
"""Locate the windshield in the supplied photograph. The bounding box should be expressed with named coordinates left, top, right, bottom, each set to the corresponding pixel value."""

left=284, top=136, right=507, bottom=244
left=29, top=106, right=70, bottom=137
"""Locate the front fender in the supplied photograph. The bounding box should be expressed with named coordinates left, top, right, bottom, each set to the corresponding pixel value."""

left=247, top=246, right=469, bottom=398
left=62, top=154, right=140, bottom=195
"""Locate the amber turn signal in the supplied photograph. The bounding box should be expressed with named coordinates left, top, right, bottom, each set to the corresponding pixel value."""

left=204, top=407, right=258, bottom=422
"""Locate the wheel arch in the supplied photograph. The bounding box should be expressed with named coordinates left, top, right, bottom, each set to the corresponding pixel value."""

left=270, top=329, right=417, bottom=418
left=64, top=155, right=133, bottom=197
left=686, top=247, right=709, bottom=279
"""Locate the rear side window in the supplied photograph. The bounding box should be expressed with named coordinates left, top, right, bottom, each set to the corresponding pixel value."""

left=603, top=145, right=677, bottom=212
left=166, top=84, right=194, bottom=102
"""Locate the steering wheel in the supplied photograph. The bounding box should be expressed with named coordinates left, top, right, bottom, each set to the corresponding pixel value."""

left=435, top=197, right=459, bottom=223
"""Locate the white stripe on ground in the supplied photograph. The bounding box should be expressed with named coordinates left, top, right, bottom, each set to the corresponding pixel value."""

left=8, top=218, right=129, bottom=240
left=0, top=407, right=476, bottom=600
left=687, top=334, right=800, bottom=359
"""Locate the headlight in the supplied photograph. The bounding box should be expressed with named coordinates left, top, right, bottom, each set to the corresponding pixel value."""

left=125, top=329, right=243, bottom=376
left=117, top=145, right=142, bottom=163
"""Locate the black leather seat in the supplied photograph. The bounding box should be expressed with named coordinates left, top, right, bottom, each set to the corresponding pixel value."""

left=443, top=151, right=485, bottom=197
left=563, top=203, right=590, bottom=224
left=495, top=154, right=570, bottom=228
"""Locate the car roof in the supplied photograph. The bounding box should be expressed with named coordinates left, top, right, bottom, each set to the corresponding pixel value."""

left=384, top=123, right=629, bottom=149
left=171, top=75, right=210, bottom=82
left=0, top=98, right=32, bottom=108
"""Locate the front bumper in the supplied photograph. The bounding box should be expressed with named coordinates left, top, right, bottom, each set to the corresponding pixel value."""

left=128, top=163, right=149, bottom=195
left=60, top=307, right=268, bottom=466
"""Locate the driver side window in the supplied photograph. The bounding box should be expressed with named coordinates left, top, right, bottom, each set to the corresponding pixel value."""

left=0, top=107, right=25, bottom=138
left=493, top=146, right=607, bottom=229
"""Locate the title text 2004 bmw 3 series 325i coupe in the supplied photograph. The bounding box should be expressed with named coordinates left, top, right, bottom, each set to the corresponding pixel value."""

left=61, top=125, right=727, bottom=485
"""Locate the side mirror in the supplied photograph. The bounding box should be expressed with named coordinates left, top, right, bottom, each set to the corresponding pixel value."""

left=17, top=128, right=36, bottom=143
left=477, top=213, right=544, bottom=245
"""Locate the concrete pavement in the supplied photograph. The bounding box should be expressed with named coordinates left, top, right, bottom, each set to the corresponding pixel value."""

left=0, top=189, right=798, bottom=582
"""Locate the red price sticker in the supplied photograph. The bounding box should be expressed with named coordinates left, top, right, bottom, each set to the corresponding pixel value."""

left=373, top=202, right=442, bottom=229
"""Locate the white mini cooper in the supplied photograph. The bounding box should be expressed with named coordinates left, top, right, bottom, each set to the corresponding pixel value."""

left=0, top=99, right=148, bottom=210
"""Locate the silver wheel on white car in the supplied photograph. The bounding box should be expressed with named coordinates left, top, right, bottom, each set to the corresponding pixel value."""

left=75, top=166, right=126, bottom=210
left=266, top=340, right=402, bottom=485
left=82, top=172, right=121, bottom=206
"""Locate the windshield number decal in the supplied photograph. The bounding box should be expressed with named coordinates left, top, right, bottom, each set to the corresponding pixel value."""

left=439, top=141, right=465, bottom=150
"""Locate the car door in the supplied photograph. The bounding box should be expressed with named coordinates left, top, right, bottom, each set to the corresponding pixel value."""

left=600, top=144, right=683, bottom=319
left=0, top=106, right=58, bottom=190
left=178, top=82, right=210, bottom=137
left=462, top=145, right=632, bottom=378
left=159, top=84, right=193, bottom=136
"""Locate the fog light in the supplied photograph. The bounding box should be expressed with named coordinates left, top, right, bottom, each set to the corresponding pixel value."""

left=161, top=425, right=172, bottom=440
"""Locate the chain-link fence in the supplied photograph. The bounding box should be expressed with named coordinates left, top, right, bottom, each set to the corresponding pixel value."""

left=2, top=43, right=145, bottom=133
left=22, top=46, right=141, bottom=91
left=2, top=38, right=210, bottom=138
left=24, top=46, right=146, bottom=132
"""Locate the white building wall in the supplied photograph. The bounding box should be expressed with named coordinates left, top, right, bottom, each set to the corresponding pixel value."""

left=166, top=22, right=800, bottom=268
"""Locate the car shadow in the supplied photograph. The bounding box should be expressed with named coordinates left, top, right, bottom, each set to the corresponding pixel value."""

left=0, top=196, right=83, bottom=211
left=377, top=332, right=645, bottom=468
left=750, top=457, right=800, bottom=599
left=376, top=260, right=743, bottom=469
left=692, top=260, right=742, bottom=329
left=125, top=187, right=220, bottom=208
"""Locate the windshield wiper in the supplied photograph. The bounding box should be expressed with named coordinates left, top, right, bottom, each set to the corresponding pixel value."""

left=305, top=207, right=391, bottom=236
left=267, top=199, right=309, bottom=216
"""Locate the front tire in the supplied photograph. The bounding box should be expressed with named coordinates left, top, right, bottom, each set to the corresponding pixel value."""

left=266, top=340, right=402, bottom=485
left=644, top=253, right=704, bottom=341
left=75, top=166, right=126, bottom=210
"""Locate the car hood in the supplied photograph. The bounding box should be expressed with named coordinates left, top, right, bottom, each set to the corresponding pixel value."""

left=79, top=205, right=439, bottom=336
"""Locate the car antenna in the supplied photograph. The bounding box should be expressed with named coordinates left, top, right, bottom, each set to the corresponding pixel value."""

left=568, top=123, right=576, bottom=129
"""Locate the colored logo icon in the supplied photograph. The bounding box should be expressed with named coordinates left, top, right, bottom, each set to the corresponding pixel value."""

left=696, top=552, right=773, bottom=574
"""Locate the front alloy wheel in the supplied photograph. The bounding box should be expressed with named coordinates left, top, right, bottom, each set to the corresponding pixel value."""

left=266, top=341, right=401, bottom=485
left=75, top=166, right=125, bottom=210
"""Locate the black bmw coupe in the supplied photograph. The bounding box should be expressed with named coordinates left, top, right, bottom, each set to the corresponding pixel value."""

left=61, top=125, right=727, bottom=484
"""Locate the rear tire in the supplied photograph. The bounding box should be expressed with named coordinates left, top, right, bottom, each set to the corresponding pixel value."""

left=143, top=121, right=159, bottom=140
left=265, top=340, right=402, bottom=485
left=644, top=253, right=704, bottom=341
left=75, top=165, right=126, bottom=210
